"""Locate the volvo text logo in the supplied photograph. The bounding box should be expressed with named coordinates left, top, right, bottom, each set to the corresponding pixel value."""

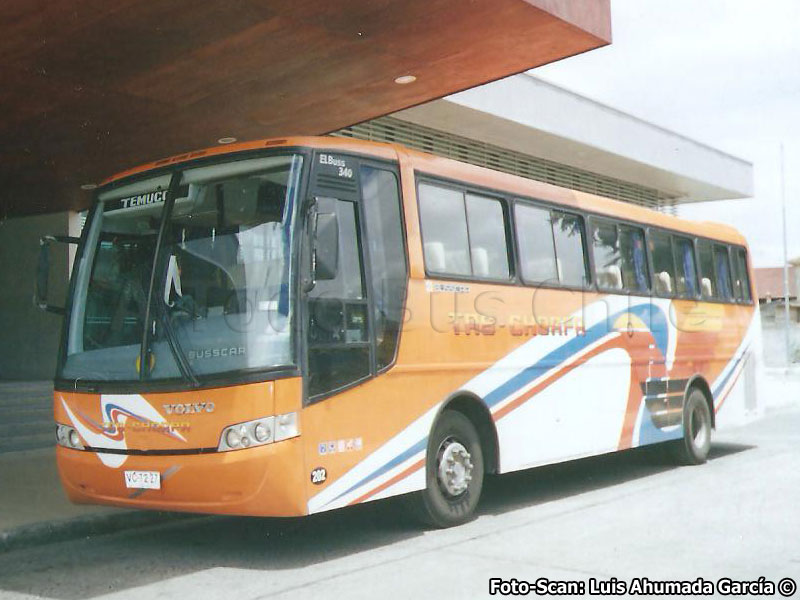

left=162, top=402, right=216, bottom=415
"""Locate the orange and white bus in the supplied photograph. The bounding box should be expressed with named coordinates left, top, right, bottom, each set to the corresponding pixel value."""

left=41, top=136, right=762, bottom=527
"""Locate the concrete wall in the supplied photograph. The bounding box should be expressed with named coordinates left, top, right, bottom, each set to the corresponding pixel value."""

left=396, top=75, right=753, bottom=202
left=0, top=212, right=72, bottom=380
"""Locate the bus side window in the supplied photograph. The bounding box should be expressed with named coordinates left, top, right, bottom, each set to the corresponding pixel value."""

left=361, top=166, right=407, bottom=371
left=697, top=240, right=716, bottom=299
left=649, top=230, right=676, bottom=297
left=515, top=203, right=558, bottom=284
left=735, top=248, right=752, bottom=303
left=551, top=211, right=589, bottom=286
left=618, top=225, right=649, bottom=293
left=465, top=194, right=510, bottom=280
left=418, top=183, right=471, bottom=277
left=730, top=246, right=744, bottom=301
left=592, top=220, right=622, bottom=290
left=418, top=182, right=510, bottom=281
left=672, top=236, right=698, bottom=298
left=713, top=244, right=733, bottom=300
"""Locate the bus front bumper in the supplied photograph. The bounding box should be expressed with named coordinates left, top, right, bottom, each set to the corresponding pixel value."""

left=56, top=437, right=307, bottom=517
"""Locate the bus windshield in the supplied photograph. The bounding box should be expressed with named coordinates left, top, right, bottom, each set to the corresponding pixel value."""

left=61, top=154, right=304, bottom=384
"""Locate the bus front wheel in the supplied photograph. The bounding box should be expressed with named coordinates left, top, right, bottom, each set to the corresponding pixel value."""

left=411, top=410, right=484, bottom=528
left=670, top=388, right=712, bottom=465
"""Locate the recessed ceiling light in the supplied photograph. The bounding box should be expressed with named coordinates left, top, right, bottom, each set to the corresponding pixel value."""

left=217, top=137, right=237, bottom=144
left=80, top=183, right=97, bottom=190
left=394, top=75, right=417, bottom=85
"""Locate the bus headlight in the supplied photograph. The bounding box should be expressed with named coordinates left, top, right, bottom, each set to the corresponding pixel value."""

left=225, top=427, right=243, bottom=449
left=219, top=415, right=289, bottom=452
left=254, top=421, right=271, bottom=443
left=56, top=424, right=84, bottom=450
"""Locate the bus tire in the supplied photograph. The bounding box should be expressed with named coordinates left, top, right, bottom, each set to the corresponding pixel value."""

left=411, top=410, right=484, bottom=528
left=670, top=388, right=712, bottom=465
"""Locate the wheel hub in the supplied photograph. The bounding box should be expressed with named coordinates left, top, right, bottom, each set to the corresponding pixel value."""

left=437, top=439, right=473, bottom=497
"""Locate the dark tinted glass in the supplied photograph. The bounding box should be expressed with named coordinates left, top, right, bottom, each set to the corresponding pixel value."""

left=419, top=184, right=470, bottom=276
left=465, top=194, right=510, bottom=279
left=673, top=236, right=698, bottom=297
left=650, top=231, right=676, bottom=296
left=735, top=248, right=752, bottom=303
left=551, top=211, right=589, bottom=286
left=697, top=240, right=716, bottom=298
left=307, top=198, right=370, bottom=398
left=619, top=225, right=649, bottom=292
left=592, top=221, right=622, bottom=290
left=714, top=244, right=733, bottom=300
left=515, top=204, right=557, bottom=283
left=361, top=166, right=407, bottom=370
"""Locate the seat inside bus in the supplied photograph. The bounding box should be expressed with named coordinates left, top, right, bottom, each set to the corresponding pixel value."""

left=597, top=264, right=623, bottom=289
left=655, top=271, right=673, bottom=295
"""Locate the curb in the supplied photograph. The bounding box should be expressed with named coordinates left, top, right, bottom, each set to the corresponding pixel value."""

left=0, top=510, right=201, bottom=554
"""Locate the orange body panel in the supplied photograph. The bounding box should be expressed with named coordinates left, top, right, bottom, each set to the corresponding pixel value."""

left=56, top=438, right=306, bottom=516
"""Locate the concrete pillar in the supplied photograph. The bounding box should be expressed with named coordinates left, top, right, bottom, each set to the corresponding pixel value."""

left=0, top=212, right=71, bottom=380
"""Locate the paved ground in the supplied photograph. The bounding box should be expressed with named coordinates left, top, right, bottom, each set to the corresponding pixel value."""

left=1, top=395, right=799, bottom=600
left=0, top=447, right=122, bottom=532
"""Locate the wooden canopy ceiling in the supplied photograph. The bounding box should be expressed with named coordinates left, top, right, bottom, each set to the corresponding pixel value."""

left=0, top=0, right=610, bottom=217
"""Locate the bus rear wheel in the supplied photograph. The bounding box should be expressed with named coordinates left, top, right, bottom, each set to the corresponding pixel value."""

left=411, top=410, right=484, bottom=528
left=670, top=388, right=712, bottom=465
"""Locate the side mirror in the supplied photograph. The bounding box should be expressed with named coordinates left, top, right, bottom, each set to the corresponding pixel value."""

left=313, top=212, right=339, bottom=281
left=35, top=235, right=79, bottom=314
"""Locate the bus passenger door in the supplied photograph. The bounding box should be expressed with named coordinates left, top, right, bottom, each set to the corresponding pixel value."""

left=301, top=154, right=411, bottom=511
left=304, top=194, right=371, bottom=399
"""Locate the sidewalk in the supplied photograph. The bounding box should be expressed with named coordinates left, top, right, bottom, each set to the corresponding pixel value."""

left=0, top=446, right=189, bottom=553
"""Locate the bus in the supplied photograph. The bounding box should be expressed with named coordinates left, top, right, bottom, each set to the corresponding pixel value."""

left=39, top=136, right=763, bottom=528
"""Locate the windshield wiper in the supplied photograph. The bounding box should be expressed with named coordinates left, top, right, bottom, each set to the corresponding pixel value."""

left=139, top=170, right=199, bottom=386
left=153, top=297, right=199, bottom=386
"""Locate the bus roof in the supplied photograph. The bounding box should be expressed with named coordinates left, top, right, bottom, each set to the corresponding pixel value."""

left=102, top=136, right=748, bottom=247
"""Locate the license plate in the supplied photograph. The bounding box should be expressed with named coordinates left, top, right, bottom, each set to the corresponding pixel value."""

left=124, top=470, right=161, bottom=490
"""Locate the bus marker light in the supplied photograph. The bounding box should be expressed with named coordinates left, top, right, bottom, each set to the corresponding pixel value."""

left=275, top=412, right=299, bottom=442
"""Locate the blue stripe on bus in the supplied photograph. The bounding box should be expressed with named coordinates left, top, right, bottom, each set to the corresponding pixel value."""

left=326, top=438, right=428, bottom=507
left=711, top=345, right=749, bottom=398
